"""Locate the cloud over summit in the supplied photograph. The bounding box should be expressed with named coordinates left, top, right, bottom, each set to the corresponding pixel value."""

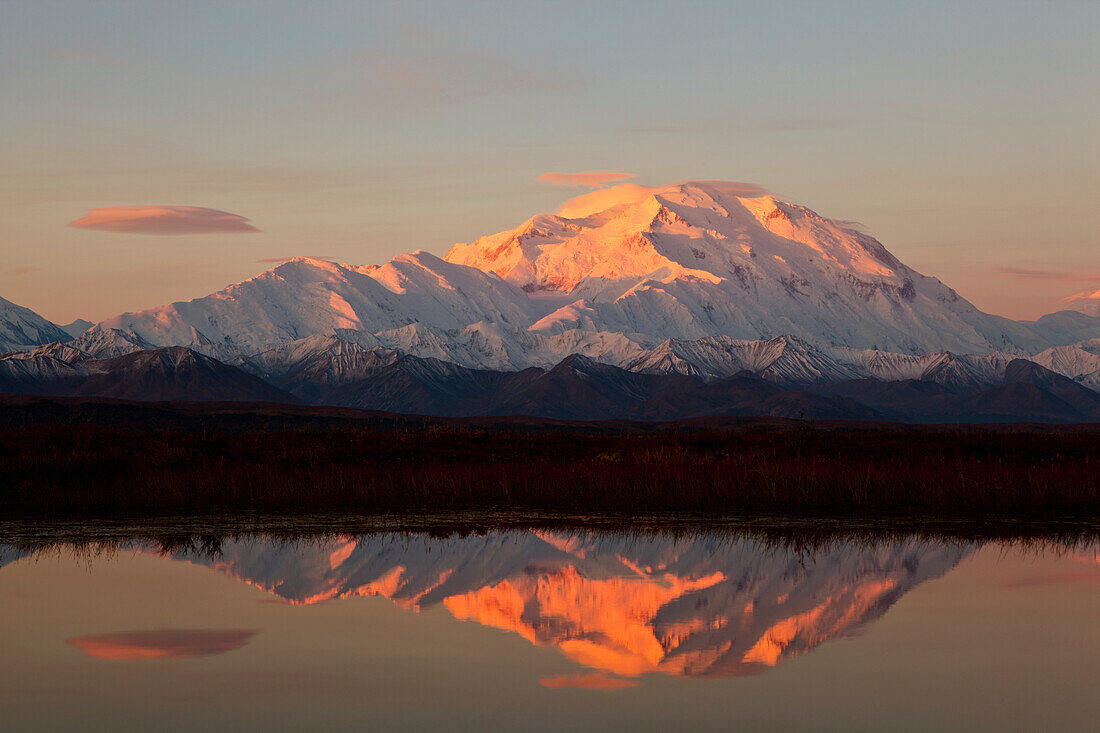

left=553, top=180, right=773, bottom=219
left=257, top=255, right=337, bottom=264
left=538, top=170, right=637, bottom=188
left=68, top=206, right=259, bottom=234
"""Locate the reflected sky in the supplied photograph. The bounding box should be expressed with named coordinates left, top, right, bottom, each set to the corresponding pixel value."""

left=1, top=529, right=1099, bottom=731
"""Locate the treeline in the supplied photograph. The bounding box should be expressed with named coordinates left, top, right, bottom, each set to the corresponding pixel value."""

left=2, top=421, right=1099, bottom=520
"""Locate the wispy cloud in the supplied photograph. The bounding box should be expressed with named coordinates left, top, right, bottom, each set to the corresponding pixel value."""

left=257, top=255, right=337, bottom=264
left=539, top=673, right=638, bottom=690
left=555, top=183, right=663, bottom=218
left=554, top=180, right=773, bottom=218
left=68, top=206, right=259, bottom=235
left=836, top=219, right=871, bottom=233
left=305, top=46, right=581, bottom=119
left=995, top=266, right=1100, bottom=283
left=1, top=267, right=37, bottom=277
left=616, top=113, right=852, bottom=136
left=538, top=170, right=637, bottom=189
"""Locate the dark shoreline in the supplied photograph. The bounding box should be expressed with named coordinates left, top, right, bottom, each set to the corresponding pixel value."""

left=3, top=395, right=1100, bottom=523
left=5, top=393, right=1100, bottom=434
left=3, top=511, right=1099, bottom=557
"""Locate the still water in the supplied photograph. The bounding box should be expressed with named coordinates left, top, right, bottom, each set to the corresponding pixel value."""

left=1, top=525, right=1098, bottom=731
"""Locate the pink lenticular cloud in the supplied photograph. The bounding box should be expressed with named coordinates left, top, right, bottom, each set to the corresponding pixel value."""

left=68, top=205, right=259, bottom=234
left=555, top=183, right=664, bottom=218
left=554, top=180, right=774, bottom=219
left=538, top=170, right=637, bottom=188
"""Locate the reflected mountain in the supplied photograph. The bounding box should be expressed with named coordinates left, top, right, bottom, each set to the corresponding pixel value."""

left=158, top=530, right=972, bottom=679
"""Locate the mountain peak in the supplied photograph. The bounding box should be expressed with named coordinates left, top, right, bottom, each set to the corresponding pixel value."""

left=446, top=180, right=788, bottom=292
left=1061, top=288, right=1100, bottom=318
left=268, top=256, right=348, bottom=275
left=0, top=295, right=72, bottom=353
left=445, top=179, right=917, bottom=297
left=73, top=180, right=1100, bottom=366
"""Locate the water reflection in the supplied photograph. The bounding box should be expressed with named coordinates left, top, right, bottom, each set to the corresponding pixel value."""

left=150, top=530, right=973, bottom=679
left=67, top=629, right=257, bottom=660
left=2, top=525, right=1098, bottom=731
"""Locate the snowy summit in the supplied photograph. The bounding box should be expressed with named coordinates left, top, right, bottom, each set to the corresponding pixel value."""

left=78, top=181, right=1097, bottom=371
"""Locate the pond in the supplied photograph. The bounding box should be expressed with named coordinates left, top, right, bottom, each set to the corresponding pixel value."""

left=1, top=521, right=1098, bottom=731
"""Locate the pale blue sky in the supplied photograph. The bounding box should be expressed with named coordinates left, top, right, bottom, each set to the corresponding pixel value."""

left=2, top=0, right=1097, bottom=322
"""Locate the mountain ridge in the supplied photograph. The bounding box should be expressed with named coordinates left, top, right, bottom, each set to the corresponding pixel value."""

left=7, top=331, right=1099, bottom=421
left=0, top=295, right=72, bottom=353
left=3, top=179, right=1099, bottom=419
left=68, top=181, right=1100, bottom=367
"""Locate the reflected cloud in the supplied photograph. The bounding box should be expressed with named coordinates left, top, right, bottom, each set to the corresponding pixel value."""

left=1002, top=553, right=1100, bottom=588
left=1001, top=572, right=1100, bottom=589
left=68, top=206, right=259, bottom=235
left=1076, top=552, right=1100, bottom=565
left=540, top=673, right=638, bottom=690
left=67, top=629, right=257, bottom=660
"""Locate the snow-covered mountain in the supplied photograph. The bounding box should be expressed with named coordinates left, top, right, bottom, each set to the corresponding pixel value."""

left=82, top=181, right=1099, bottom=370
left=446, top=181, right=1095, bottom=354
left=0, top=296, right=71, bottom=353
left=1029, top=340, right=1100, bottom=391
left=68, top=327, right=154, bottom=358
left=241, top=328, right=1097, bottom=397
left=3, top=180, right=1098, bottom=417
left=72, top=347, right=294, bottom=403
left=625, top=335, right=865, bottom=384
left=1061, top=289, right=1100, bottom=318
left=828, top=348, right=1017, bottom=392
left=0, top=341, right=292, bottom=403
left=93, top=253, right=546, bottom=365
left=60, top=319, right=93, bottom=338
left=156, top=530, right=971, bottom=678
left=8, top=330, right=1097, bottom=419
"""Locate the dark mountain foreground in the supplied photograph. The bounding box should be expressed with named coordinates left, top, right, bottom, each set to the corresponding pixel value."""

left=2, top=395, right=1099, bottom=523
left=5, top=340, right=1100, bottom=423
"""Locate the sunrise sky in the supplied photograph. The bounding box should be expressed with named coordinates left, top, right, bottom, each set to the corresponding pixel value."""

left=2, top=0, right=1097, bottom=323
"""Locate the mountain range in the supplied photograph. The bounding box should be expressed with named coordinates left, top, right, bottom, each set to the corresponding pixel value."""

left=3, top=181, right=1099, bottom=421
left=28, top=530, right=965, bottom=679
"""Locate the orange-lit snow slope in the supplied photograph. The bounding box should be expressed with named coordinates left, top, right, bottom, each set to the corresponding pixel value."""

left=88, top=181, right=1099, bottom=366
left=1062, top=289, right=1100, bottom=318
left=165, top=531, right=970, bottom=679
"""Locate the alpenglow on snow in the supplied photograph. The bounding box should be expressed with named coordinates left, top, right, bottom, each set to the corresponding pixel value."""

left=81, top=181, right=1099, bottom=370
